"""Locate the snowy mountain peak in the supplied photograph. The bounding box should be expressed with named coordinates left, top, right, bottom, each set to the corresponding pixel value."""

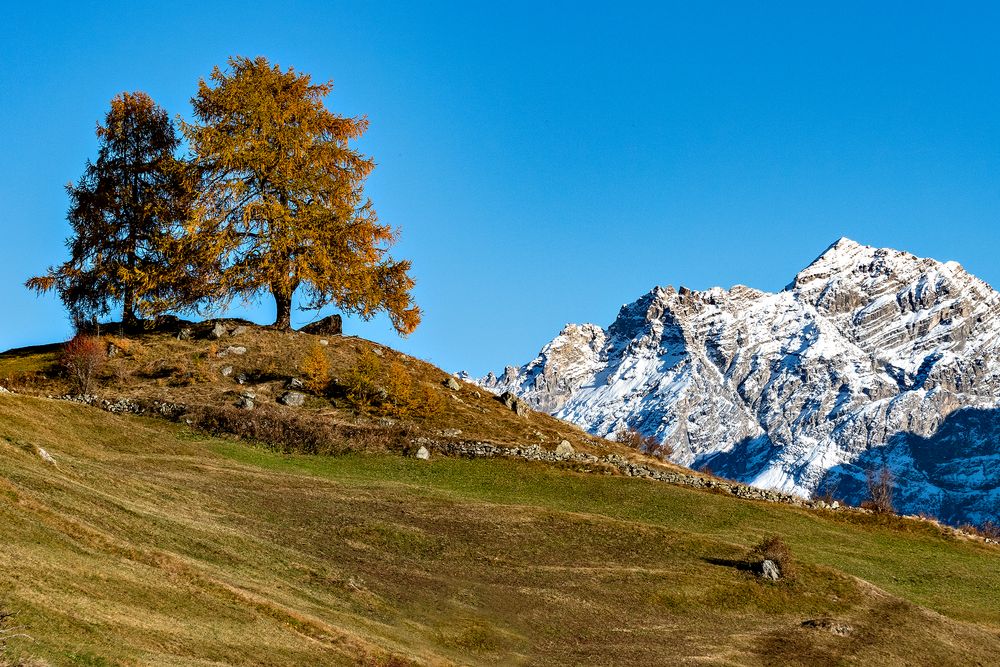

left=482, top=239, right=1000, bottom=527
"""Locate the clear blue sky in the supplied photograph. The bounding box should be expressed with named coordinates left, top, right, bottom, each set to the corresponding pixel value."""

left=2, top=2, right=999, bottom=375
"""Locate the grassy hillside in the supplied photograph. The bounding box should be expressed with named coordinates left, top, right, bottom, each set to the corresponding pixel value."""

left=1, top=327, right=999, bottom=665
left=0, top=392, right=998, bottom=665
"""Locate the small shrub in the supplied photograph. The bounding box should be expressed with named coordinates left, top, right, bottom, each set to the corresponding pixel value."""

left=864, top=466, right=895, bottom=514
left=344, top=349, right=383, bottom=409
left=981, top=521, right=1000, bottom=539
left=614, top=426, right=671, bottom=458
left=751, top=535, right=796, bottom=580
left=383, top=361, right=414, bottom=417
left=300, top=343, right=331, bottom=394
left=413, top=383, right=445, bottom=419
left=61, top=335, right=106, bottom=395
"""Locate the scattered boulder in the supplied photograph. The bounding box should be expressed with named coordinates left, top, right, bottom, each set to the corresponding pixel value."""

left=371, top=347, right=384, bottom=357
left=555, top=440, right=575, bottom=457
left=220, top=366, right=234, bottom=378
left=240, top=390, right=257, bottom=400
left=287, top=378, right=305, bottom=390
left=759, top=559, right=781, bottom=581
left=415, top=446, right=431, bottom=460
left=208, top=323, right=228, bottom=340
left=36, top=447, right=57, bottom=466
left=235, top=373, right=248, bottom=385
left=444, top=377, right=461, bottom=391
left=224, top=346, right=247, bottom=356
left=279, top=391, right=306, bottom=407
left=237, top=397, right=255, bottom=410
left=300, top=314, right=343, bottom=337
left=177, top=328, right=192, bottom=341
left=499, top=391, right=530, bottom=417
left=0, top=386, right=12, bottom=394
left=230, top=325, right=249, bottom=337
left=438, top=428, right=462, bottom=438
left=319, top=339, right=329, bottom=346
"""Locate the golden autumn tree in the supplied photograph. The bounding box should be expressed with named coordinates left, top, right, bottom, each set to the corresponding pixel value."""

left=182, top=56, right=421, bottom=333
left=26, top=91, right=191, bottom=326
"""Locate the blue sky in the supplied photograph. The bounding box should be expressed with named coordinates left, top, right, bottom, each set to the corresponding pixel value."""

left=2, top=2, right=999, bottom=375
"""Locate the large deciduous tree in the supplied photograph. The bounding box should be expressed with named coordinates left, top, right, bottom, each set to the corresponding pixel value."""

left=26, top=91, right=190, bottom=326
left=182, top=55, right=421, bottom=333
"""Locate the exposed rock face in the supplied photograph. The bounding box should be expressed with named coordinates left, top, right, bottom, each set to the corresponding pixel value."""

left=481, top=238, right=1000, bottom=526
left=300, top=314, right=343, bottom=336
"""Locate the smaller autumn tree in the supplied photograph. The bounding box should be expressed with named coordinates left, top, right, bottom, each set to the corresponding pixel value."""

left=26, top=91, right=191, bottom=326
left=182, top=56, right=421, bottom=333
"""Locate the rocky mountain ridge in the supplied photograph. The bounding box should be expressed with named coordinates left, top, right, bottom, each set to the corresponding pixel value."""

left=481, top=238, right=1000, bottom=525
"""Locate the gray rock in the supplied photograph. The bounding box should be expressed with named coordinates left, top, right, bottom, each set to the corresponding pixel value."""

left=287, top=378, right=305, bottom=390
left=237, top=397, right=255, bottom=410
left=759, top=559, right=781, bottom=581
left=300, top=314, right=343, bottom=336
left=240, top=390, right=256, bottom=400
left=208, top=323, right=227, bottom=340
left=230, top=325, right=249, bottom=337
left=36, top=447, right=57, bottom=466
left=371, top=347, right=384, bottom=357
left=279, top=391, right=306, bottom=407
left=235, top=373, right=248, bottom=385
left=556, top=440, right=575, bottom=457
left=438, top=428, right=462, bottom=438
left=225, top=346, right=247, bottom=356
left=220, top=365, right=234, bottom=377
left=415, top=446, right=431, bottom=460
left=177, top=328, right=192, bottom=341
left=444, top=377, right=461, bottom=391
left=499, top=391, right=530, bottom=417
left=319, top=339, right=329, bottom=346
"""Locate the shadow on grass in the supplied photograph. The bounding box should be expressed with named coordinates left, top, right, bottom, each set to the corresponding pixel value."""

left=703, top=556, right=755, bottom=573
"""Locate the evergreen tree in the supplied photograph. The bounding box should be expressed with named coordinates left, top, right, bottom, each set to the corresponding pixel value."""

left=182, top=56, right=420, bottom=333
left=26, top=91, right=190, bottom=326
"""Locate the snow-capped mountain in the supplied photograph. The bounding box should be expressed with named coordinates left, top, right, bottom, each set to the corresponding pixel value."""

left=482, top=238, right=1000, bottom=526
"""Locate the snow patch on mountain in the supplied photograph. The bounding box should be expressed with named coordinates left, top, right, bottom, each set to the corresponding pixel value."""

left=481, top=238, right=1000, bottom=526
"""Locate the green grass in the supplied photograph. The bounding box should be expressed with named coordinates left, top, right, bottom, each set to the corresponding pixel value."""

left=1, top=392, right=999, bottom=665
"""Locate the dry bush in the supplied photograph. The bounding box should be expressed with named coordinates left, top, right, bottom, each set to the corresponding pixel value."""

left=615, top=426, right=672, bottom=459
left=958, top=521, right=1000, bottom=540
left=863, top=466, right=895, bottom=514
left=344, top=349, right=384, bottom=409
left=982, top=521, right=1000, bottom=539
left=383, top=361, right=414, bottom=417
left=300, top=343, right=331, bottom=394
left=182, top=403, right=410, bottom=454
left=61, top=335, right=106, bottom=394
left=413, top=383, right=444, bottom=419
left=751, top=535, right=796, bottom=580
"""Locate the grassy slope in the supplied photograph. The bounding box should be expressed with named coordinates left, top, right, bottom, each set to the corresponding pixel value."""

left=1, top=392, right=999, bottom=666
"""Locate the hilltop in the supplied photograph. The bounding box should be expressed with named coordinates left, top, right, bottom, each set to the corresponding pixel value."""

left=0, top=325, right=998, bottom=665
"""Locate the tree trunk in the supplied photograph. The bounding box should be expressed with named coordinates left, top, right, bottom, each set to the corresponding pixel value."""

left=272, top=283, right=295, bottom=330
left=122, top=287, right=137, bottom=327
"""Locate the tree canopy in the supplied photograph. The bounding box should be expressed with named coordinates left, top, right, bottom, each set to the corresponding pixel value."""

left=26, top=91, right=191, bottom=326
left=181, top=56, right=421, bottom=333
